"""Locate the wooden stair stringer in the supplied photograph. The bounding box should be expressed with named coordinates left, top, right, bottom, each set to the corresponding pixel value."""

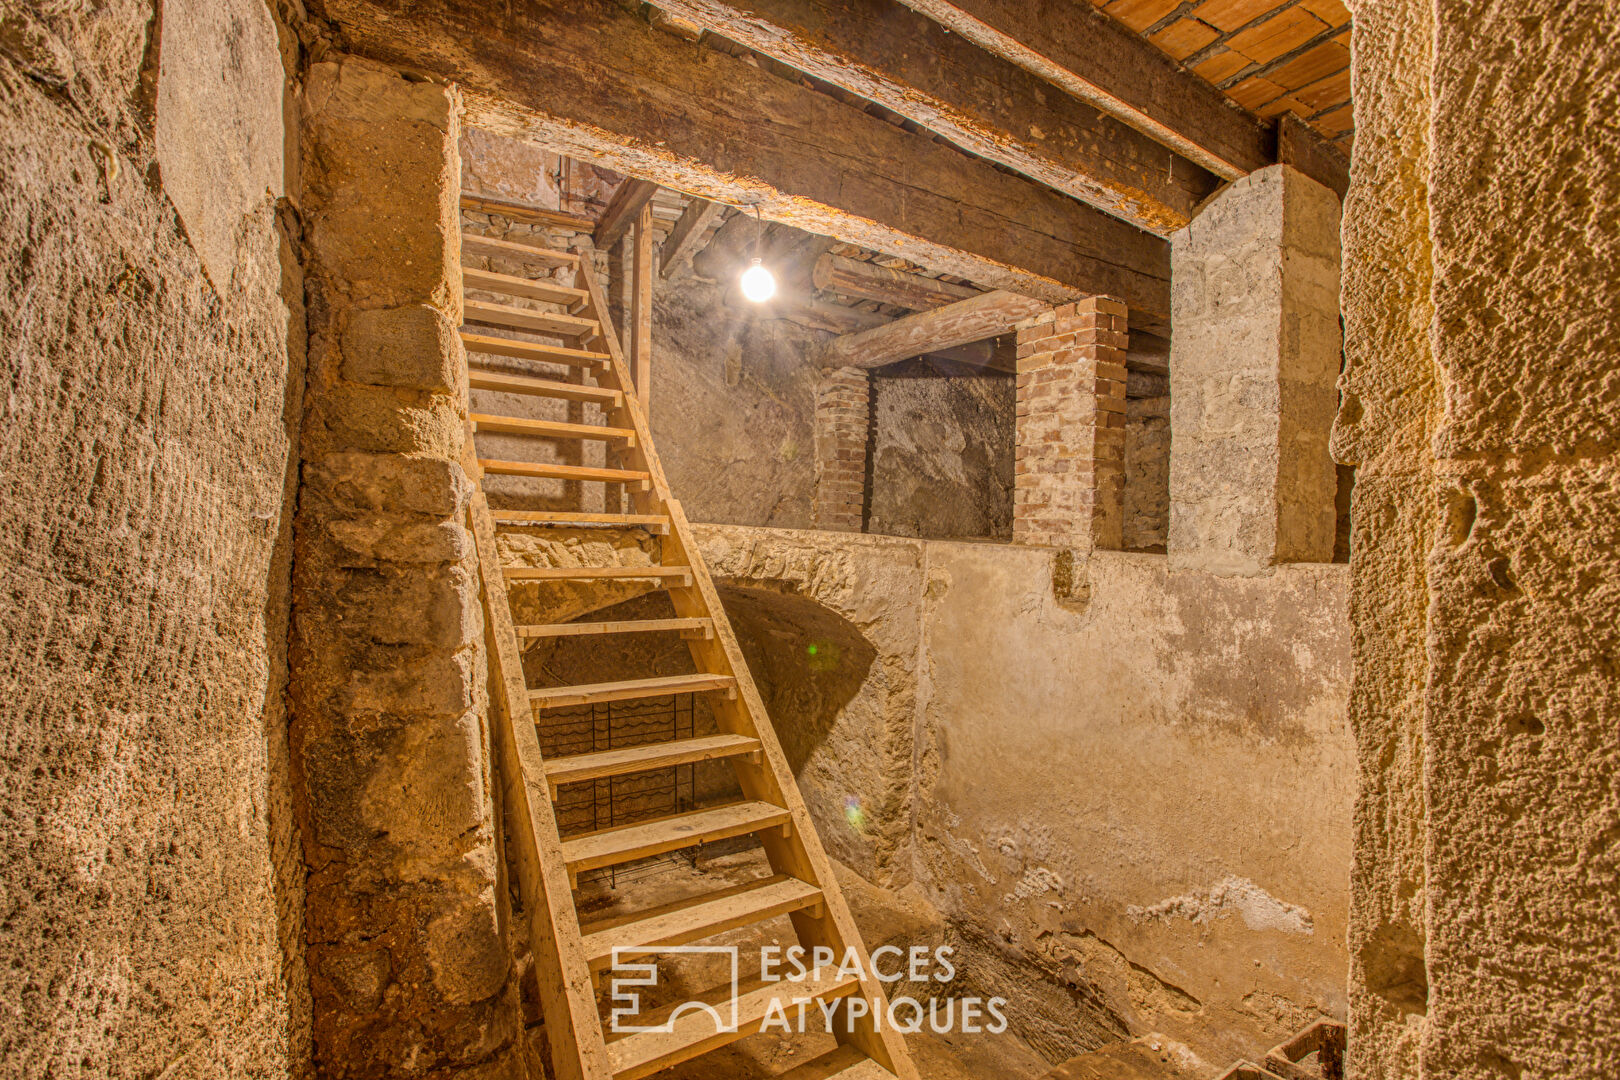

left=462, top=441, right=613, bottom=1080
left=569, top=250, right=920, bottom=1080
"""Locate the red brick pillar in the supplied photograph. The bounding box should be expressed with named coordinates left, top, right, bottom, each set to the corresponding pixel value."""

left=812, top=367, right=869, bottom=532
left=1013, top=296, right=1128, bottom=549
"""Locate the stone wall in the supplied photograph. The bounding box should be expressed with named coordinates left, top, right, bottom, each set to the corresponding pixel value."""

left=693, top=525, right=1353, bottom=1071
left=1170, top=165, right=1341, bottom=575
left=288, top=60, right=523, bottom=1077
left=868, top=358, right=1015, bottom=541
left=1124, top=370, right=1171, bottom=552
left=652, top=275, right=825, bottom=528
left=1338, top=2, right=1620, bottom=1077
left=0, top=0, right=308, bottom=1074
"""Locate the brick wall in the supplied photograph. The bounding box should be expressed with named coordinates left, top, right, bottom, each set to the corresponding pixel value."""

left=1013, top=296, right=1128, bottom=549
left=812, top=367, right=870, bottom=532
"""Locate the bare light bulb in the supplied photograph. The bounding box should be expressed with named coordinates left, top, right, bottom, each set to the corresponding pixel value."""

left=739, top=258, right=777, bottom=302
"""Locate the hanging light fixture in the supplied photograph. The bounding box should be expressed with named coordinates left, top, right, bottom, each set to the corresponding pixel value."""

left=740, top=258, right=777, bottom=302
left=739, top=204, right=777, bottom=302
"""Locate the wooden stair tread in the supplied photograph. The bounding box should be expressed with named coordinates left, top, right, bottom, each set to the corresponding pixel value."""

left=461, top=331, right=608, bottom=369
left=605, top=970, right=860, bottom=1080
left=465, top=298, right=600, bottom=337
left=463, top=266, right=587, bottom=306
left=561, top=800, right=790, bottom=873
left=776, top=1046, right=896, bottom=1080
left=529, top=673, right=736, bottom=710
left=580, top=873, right=820, bottom=968
left=470, top=413, right=634, bottom=442
left=467, top=367, right=621, bottom=405
left=490, top=510, right=669, bottom=532
left=546, top=733, right=761, bottom=789
left=478, top=458, right=651, bottom=485
left=514, top=617, right=711, bottom=639
left=463, top=231, right=579, bottom=267
left=502, top=565, right=691, bottom=582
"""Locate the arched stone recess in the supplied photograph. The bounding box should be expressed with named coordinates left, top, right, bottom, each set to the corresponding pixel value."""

left=492, top=522, right=928, bottom=884
left=695, top=524, right=928, bottom=887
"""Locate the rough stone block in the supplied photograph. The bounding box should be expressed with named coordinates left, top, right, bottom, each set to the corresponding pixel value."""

left=342, top=304, right=463, bottom=392
left=1169, top=164, right=1341, bottom=574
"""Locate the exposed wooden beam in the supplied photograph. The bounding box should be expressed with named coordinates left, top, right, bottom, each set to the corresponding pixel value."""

left=660, top=197, right=725, bottom=278
left=318, top=0, right=1171, bottom=323
left=726, top=288, right=890, bottom=334
left=631, top=203, right=653, bottom=410
left=595, top=178, right=660, bottom=249
left=894, top=0, right=1273, bottom=180
left=819, top=289, right=1048, bottom=369
left=1277, top=115, right=1350, bottom=202
left=812, top=253, right=978, bottom=311
left=644, top=0, right=1218, bottom=234
left=460, top=193, right=597, bottom=231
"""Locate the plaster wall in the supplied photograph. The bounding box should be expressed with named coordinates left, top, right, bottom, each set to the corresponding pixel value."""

left=692, top=525, right=1352, bottom=1069
left=0, top=0, right=308, bottom=1074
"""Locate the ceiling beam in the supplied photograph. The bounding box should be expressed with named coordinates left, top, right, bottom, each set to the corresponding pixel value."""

left=644, top=0, right=1219, bottom=234
left=594, top=178, right=660, bottom=249
left=660, top=197, right=725, bottom=278
left=726, top=288, right=891, bottom=334
left=893, top=0, right=1273, bottom=180
left=819, top=289, right=1048, bottom=369
left=812, top=253, right=979, bottom=311
left=315, top=0, right=1171, bottom=324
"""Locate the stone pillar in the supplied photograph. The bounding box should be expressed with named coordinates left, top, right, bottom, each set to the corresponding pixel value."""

left=1012, top=297, right=1128, bottom=549
left=1168, top=163, right=1342, bottom=574
left=812, top=366, right=869, bottom=532
left=291, top=61, right=522, bottom=1076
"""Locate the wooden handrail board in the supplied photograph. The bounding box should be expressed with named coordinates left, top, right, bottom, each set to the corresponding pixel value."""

left=604, top=970, right=860, bottom=1080
left=502, top=565, right=690, bottom=583
left=468, top=368, right=621, bottom=405
left=546, top=733, right=761, bottom=790
left=463, top=231, right=580, bottom=267
left=465, top=298, right=600, bottom=338
left=478, top=459, right=650, bottom=486
left=529, top=673, right=736, bottom=710
left=561, top=800, right=791, bottom=873
left=579, top=873, right=820, bottom=968
left=461, top=331, right=608, bottom=369
left=463, top=266, right=588, bottom=306
left=514, top=617, right=710, bottom=639
left=461, top=442, right=612, bottom=1080
left=489, top=510, right=669, bottom=533
left=471, top=413, right=635, bottom=444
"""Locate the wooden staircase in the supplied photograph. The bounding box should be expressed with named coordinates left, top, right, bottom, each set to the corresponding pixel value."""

left=458, top=229, right=917, bottom=1080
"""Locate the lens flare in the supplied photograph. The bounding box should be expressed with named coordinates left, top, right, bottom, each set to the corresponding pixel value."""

left=843, top=796, right=867, bottom=834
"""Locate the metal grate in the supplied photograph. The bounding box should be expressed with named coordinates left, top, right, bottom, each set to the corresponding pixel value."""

left=538, top=693, right=699, bottom=888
